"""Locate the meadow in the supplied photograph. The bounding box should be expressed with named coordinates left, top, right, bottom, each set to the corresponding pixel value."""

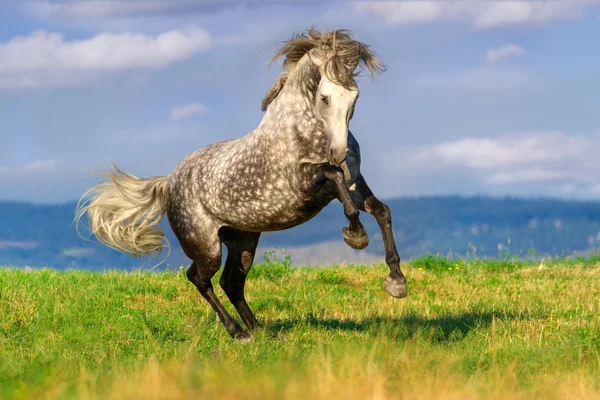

left=1, top=255, right=600, bottom=399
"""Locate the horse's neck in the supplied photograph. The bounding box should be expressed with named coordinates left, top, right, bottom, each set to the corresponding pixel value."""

left=258, top=56, right=325, bottom=142
left=252, top=55, right=329, bottom=163
left=258, top=91, right=327, bottom=161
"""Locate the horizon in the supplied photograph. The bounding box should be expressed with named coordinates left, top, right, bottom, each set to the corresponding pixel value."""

left=4, top=194, right=600, bottom=269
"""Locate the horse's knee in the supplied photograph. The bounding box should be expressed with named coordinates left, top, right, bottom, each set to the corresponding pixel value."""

left=323, top=166, right=345, bottom=184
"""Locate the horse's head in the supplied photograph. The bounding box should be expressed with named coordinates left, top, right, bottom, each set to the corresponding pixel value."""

left=263, top=28, right=386, bottom=167
left=310, top=49, right=360, bottom=167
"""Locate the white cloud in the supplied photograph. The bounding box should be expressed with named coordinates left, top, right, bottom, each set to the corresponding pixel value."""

left=24, top=1, right=194, bottom=19
left=486, top=44, right=525, bottom=63
left=474, top=0, right=599, bottom=29
left=353, top=0, right=600, bottom=29
left=417, top=133, right=569, bottom=169
left=170, top=103, right=209, bottom=121
left=0, top=28, right=212, bottom=90
left=0, top=241, right=38, bottom=250
left=484, top=168, right=567, bottom=185
left=0, top=160, right=62, bottom=176
left=20, top=1, right=322, bottom=20
left=416, top=132, right=600, bottom=192
left=353, top=1, right=480, bottom=26
left=20, top=1, right=234, bottom=20
left=23, top=159, right=62, bottom=172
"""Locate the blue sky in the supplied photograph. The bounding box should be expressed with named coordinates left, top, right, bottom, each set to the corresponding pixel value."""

left=1, top=0, right=599, bottom=203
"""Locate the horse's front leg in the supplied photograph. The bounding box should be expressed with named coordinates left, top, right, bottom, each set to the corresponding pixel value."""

left=349, top=174, right=407, bottom=298
left=321, top=166, right=369, bottom=250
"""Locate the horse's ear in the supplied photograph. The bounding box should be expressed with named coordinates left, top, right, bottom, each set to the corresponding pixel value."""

left=261, top=75, right=287, bottom=112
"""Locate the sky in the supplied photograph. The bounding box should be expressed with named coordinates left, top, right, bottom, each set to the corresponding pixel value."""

left=1, top=0, right=599, bottom=204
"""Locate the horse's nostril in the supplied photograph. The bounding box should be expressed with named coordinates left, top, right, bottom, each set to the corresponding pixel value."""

left=328, top=147, right=346, bottom=166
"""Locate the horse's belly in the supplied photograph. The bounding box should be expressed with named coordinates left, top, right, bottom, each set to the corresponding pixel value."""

left=214, top=190, right=333, bottom=232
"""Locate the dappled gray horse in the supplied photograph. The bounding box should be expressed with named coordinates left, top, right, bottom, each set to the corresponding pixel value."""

left=76, top=28, right=407, bottom=340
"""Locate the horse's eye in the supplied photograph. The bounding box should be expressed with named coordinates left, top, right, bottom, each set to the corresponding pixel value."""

left=320, top=95, right=329, bottom=105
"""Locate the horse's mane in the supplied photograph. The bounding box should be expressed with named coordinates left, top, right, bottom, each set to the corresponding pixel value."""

left=261, top=28, right=386, bottom=112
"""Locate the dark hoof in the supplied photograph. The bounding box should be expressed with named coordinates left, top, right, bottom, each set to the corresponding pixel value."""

left=343, top=225, right=369, bottom=250
left=384, top=275, right=407, bottom=298
left=233, top=331, right=252, bottom=343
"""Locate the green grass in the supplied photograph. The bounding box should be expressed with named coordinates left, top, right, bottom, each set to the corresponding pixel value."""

left=1, top=257, right=600, bottom=399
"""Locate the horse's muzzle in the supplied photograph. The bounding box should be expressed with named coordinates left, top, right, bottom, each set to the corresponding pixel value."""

left=328, top=146, right=348, bottom=167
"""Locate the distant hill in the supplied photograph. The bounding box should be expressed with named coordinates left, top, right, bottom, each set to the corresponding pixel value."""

left=1, top=196, right=600, bottom=270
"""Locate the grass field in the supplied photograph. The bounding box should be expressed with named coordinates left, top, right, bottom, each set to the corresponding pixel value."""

left=1, top=255, right=600, bottom=399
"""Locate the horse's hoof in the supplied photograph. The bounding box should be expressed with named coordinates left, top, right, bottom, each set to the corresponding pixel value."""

left=233, top=331, right=252, bottom=343
left=343, top=225, right=369, bottom=250
left=384, top=275, right=408, bottom=298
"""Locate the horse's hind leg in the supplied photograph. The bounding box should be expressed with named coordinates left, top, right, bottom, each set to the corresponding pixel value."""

left=185, top=233, right=250, bottom=341
left=220, top=229, right=261, bottom=330
left=349, top=174, right=407, bottom=299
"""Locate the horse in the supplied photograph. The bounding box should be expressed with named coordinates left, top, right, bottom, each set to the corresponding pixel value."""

left=76, top=28, right=408, bottom=341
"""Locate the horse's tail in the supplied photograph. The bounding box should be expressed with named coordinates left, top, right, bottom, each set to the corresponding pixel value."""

left=75, top=164, right=170, bottom=257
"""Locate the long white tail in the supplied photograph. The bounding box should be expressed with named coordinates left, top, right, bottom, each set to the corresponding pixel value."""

left=75, top=164, right=170, bottom=257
